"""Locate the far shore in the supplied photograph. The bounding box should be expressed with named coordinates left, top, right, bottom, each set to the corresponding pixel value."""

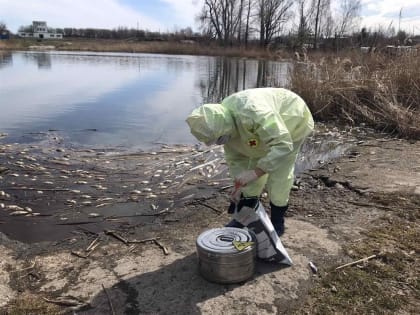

left=0, top=38, right=288, bottom=60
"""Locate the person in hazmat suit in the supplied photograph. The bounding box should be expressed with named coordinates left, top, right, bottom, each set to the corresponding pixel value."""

left=186, top=88, right=314, bottom=236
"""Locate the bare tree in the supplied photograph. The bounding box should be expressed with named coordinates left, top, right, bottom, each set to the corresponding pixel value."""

left=256, top=0, right=294, bottom=47
left=198, top=0, right=242, bottom=45
left=0, top=21, right=7, bottom=33
left=296, top=0, right=314, bottom=48
left=311, top=0, right=331, bottom=49
left=335, top=0, right=361, bottom=37
left=244, top=0, right=252, bottom=46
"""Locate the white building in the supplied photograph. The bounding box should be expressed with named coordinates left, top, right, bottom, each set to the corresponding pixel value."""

left=18, top=21, right=63, bottom=39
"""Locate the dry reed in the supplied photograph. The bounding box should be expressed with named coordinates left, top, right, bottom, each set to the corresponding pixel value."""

left=289, top=52, right=420, bottom=139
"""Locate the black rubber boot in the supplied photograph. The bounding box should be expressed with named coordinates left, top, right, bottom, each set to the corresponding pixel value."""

left=270, top=203, right=288, bottom=236
left=225, top=197, right=259, bottom=228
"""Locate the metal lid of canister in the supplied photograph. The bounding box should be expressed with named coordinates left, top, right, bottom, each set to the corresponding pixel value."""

left=196, top=227, right=255, bottom=254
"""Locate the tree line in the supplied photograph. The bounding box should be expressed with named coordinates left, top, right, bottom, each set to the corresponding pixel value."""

left=197, top=0, right=362, bottom=48
left=4, top=0, right=416, bottom=51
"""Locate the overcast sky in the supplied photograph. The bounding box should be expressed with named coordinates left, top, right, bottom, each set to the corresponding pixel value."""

left=0, top=0, right=419, bottom=34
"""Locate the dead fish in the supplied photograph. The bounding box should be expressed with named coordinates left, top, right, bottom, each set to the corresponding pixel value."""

left=24, top=207, right=33, bottom=213
left=51, top=159, right=70, bottom=166
left=130, top=190, right=142, bottom=195
left=145, top=194, right=157, bottom=199
left=6, top=205, right=24, bottom=211
left=70, top=190, right=81, bottom=194
left=88, top=213, right=100, bottom=218
left=81, top=195, right=92, bottom=199
left=65, top=200, right=77, bottom=205
left=81, top=201, right=92, bottom=206
left=75, top=181, right=88, bottom=185
left=60, top=175, right=69, bottom=179
left=97, top=197, right=113, bottom=202
left=91, top=184, right=106, bottom=190
left=141, top=180, right=149, bottom=184
left=37, top=191, right=43, bottom=194
left=10, top=173, right=19, bottom=177
left=43, top=181, right=54, bottom=185
left=96, top=203, right=111, bottom=208
left=0, top=203, right=4, bottom=209
left=142, top=188, right=152, bottom=192
left=10, top=210, right=30, bottom=216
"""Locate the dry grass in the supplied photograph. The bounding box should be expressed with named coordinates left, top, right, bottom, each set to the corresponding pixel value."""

left=289, top=52, right=420, bottom=139
left=0, top=38, right=274, bottom=59
left=0, top=293, right=62, bottom=315
left=296, top=192, right=420, bottom=314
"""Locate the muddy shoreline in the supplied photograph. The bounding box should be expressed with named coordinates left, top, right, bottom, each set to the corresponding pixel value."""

left=1, top=128, right=419, bottom=314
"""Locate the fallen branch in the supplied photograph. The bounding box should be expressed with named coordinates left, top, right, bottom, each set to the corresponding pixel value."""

left=71, top=251, right=89, bottom=259
left=86, top=237, right=100, bottom=252
left=335, top=254, right=378, bottom=270
left=196, top=201, right=223, bottom=214
left=102, top=284, right=116, bottom=315
left=128, top=237, right=159, bottom=244
left=42, top=296, right=85, bottom=307
left=105, top=230, right=128, bottom=245
left=105, top=210, right=174, bottom=220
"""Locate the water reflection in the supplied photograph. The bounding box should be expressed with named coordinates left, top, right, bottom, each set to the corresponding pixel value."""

left=0, top=51, right=12, bottom=68
left=23, top=52, right=52, bottom=69
left=0, top=51, right=291, bottom=149
left=199, top=57, right=290, bottom=103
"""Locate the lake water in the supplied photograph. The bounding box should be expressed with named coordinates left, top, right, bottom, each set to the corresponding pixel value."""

left=0, top=51, right=290, bottom=150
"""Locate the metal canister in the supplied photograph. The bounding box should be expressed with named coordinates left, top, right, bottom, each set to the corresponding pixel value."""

left=196, top=227, right=256, bottom=284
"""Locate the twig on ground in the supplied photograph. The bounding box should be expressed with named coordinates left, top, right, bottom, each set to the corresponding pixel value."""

left=86, top=237, right=100, bottom=252
left=42, top=296, right=85, bottom=307
left=154, top=239, right=169, bottom=255
left=71, top=251, right=89, bottom=259
left=105, top=229, right=129, bottom=245
left=128, top=237, right=158, bottom=244
left=335, top=254, right=378, bottom=270
left=196, top=201, right=223, bottom=214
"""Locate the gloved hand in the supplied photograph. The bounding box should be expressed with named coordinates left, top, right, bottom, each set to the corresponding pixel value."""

left=234, top=170, right=259, bottom=187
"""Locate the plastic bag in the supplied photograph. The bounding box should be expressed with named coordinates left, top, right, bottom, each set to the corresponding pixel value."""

left=233, top=202, right=293, bottom=265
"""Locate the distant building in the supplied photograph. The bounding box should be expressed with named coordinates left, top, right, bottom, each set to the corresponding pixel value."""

left=18, top=21, right=63, bottom=39
left=0, top=30, right=10, bottom=40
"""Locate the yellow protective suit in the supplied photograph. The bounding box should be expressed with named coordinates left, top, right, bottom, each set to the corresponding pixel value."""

left=186, top=88, right=314, bottom=207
